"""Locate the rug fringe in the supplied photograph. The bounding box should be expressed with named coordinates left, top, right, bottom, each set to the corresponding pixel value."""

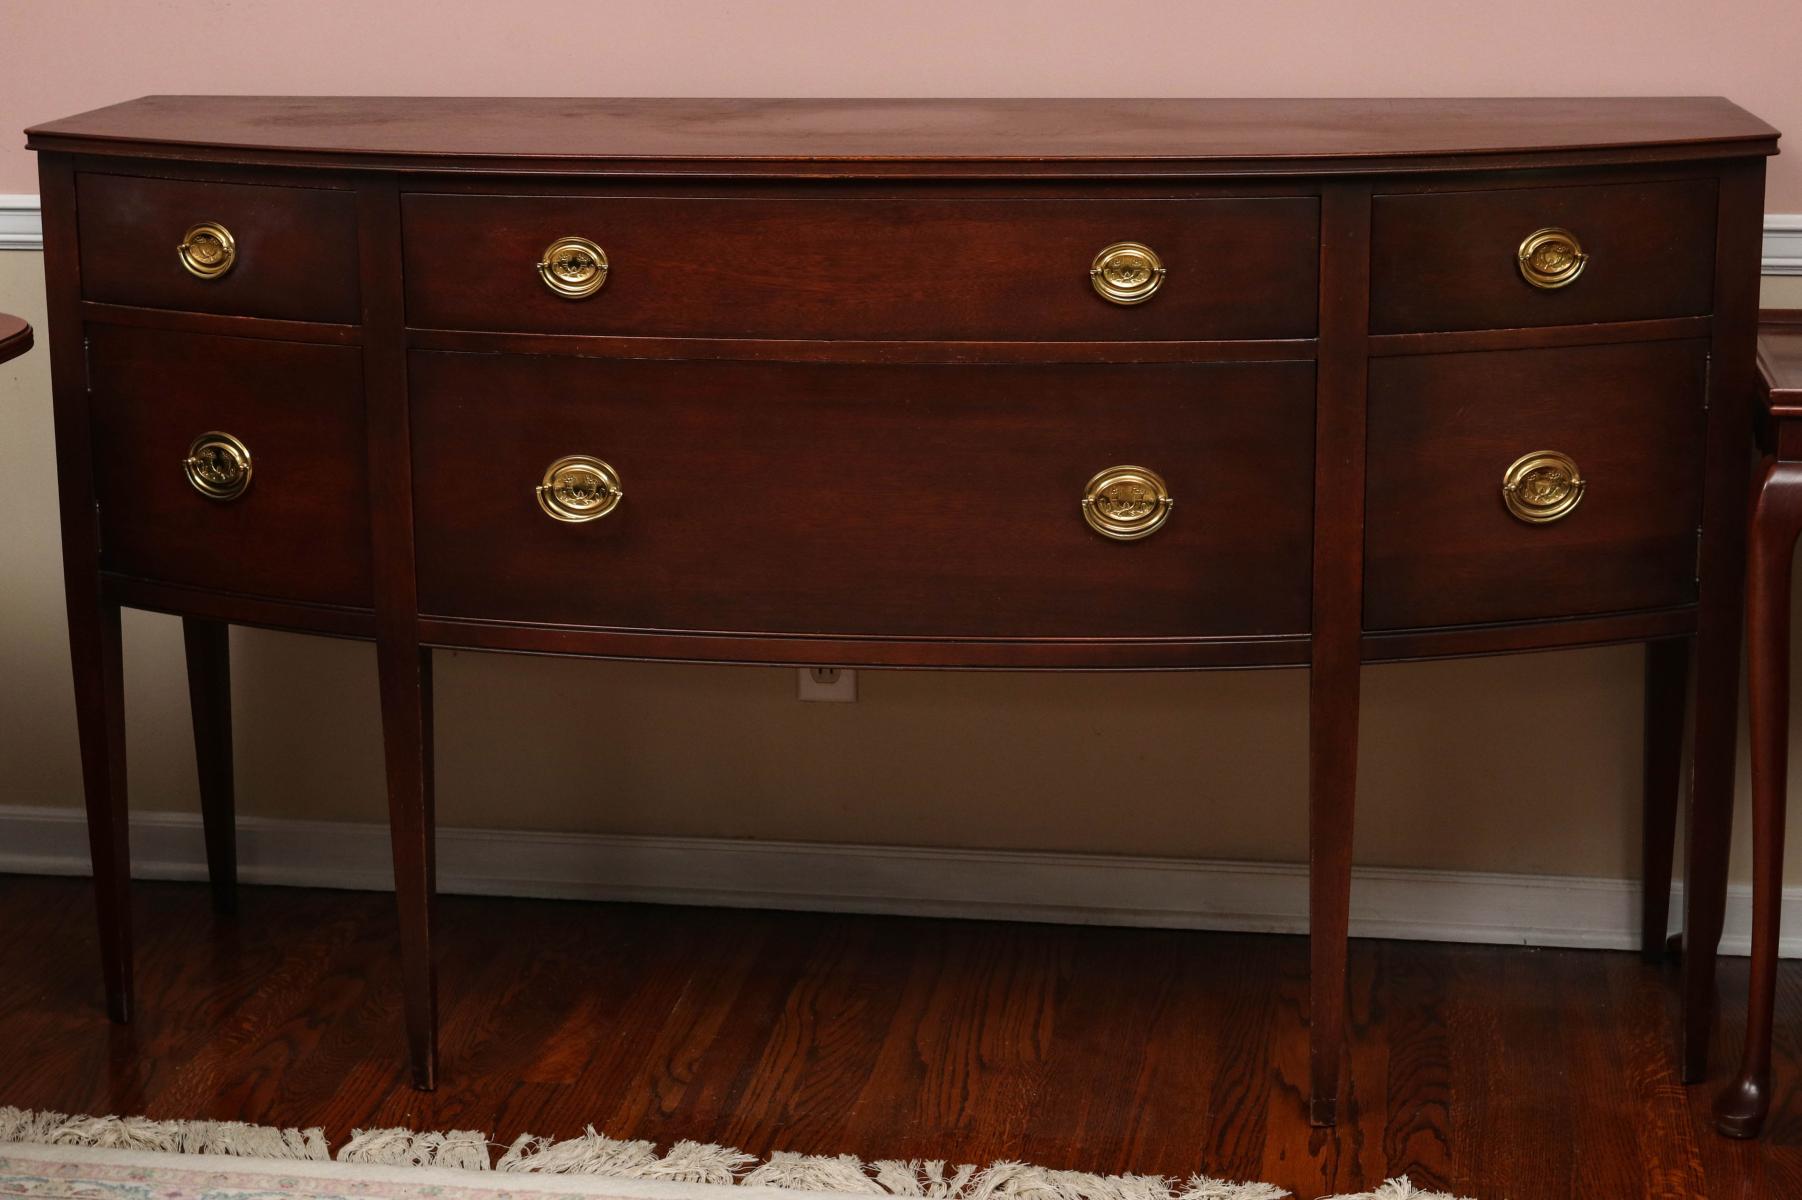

left=339, top=1126, right=492, bottom=1170
left=0, top=1107, right=1469, bottom=1199
left=0, top=1106, right=329, bottom=1160
left=1319, top=1182, right=1471, bottom=1200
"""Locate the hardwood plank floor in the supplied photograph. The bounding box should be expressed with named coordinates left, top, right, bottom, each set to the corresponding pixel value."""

left=1, top=872, right=1800, bottom=1198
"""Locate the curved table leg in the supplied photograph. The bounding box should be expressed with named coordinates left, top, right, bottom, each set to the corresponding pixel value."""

left=1717, top=457, right=1802, bottom=1137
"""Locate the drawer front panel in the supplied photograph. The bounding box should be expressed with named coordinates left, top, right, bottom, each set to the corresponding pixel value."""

left=410, top=354, right=1316, bottom=639
left=1364, top=340, right=1707, bottom=630
left=1369, top=179, right=1716, bottom=334
left=89, top=325, right=372, bottom=605
left=401, top=195, right=1320, bottom=341
left=77, top=173, right=361, bottom=323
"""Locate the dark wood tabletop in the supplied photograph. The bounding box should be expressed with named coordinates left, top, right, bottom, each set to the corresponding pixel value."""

left=0, top=313, right=31, bottom=365
left=23, top=95, right=1779, bottom=175
left=1760, top=310, right=1802, bottom=415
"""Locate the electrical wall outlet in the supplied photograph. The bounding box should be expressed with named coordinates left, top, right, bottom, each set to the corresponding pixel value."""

left=797, top=667, right=857, bottom=702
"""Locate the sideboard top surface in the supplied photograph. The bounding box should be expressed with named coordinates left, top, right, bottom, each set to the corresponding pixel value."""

left=24, top=96, right=1779, bottom=175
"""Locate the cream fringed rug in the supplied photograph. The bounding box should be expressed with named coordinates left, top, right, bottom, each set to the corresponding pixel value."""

left=0, top=1109, right=1472, bottom=1200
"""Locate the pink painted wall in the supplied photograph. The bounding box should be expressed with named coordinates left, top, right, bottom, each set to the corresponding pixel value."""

left=3, top=1, right=1798, bottom=206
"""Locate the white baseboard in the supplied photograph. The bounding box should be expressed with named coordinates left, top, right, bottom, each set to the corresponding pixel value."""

left=0, top=195, right=40, bottom=251
left=1, top=195, right=1799, bottom=275
left=1766, top=214, right=1802, bottom=275
left=0, top=803, right=1792, bottom=956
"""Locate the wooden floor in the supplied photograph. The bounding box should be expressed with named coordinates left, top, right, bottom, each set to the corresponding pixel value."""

left=1, top=874, right=1800, bottom=1199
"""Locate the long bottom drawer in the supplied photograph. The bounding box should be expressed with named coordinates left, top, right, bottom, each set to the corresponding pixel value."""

left=409, top=353, right=1316, bottom=640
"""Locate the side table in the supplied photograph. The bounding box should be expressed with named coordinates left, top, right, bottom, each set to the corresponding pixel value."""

left=1719, top=309, right=1802, bottom=1137
left=0, top=313, right=31, bottom=365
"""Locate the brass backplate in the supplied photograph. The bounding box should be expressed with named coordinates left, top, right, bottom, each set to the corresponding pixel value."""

left=537, top=454, right=623, bottom=522
left=1502, top=450, right=1585, bottom=523
left=538, top=236, right=609, bottom=299
left=1081, top=465, right=1173, bottom=540
left=1089, top=242, right=1166, bottom=305
left=179, top=222, right=237, bottom=280
left=183, top=431, right=253, bottom=501
left=1516, top=227, right=1587, bottom=290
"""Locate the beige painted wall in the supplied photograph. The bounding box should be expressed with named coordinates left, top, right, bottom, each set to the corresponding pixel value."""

left=3, top=257, right=1802, bottom=881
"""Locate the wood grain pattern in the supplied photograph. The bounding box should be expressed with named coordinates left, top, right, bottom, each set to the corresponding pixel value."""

left=24, top=96, right=1780, bottom=176
left=76, top=172, right=360, bottom=323
left=1369, top=178, right=1717, bottom=334
left=408, top=355, right=1316, bottom=641
left=1364, top=340, right=1709, bottom=630
left=85, top=325, right=373, bottom=607
left=401, top=194, right=1319, bottom=341
left=2, top=875, right=1800, bottom=1198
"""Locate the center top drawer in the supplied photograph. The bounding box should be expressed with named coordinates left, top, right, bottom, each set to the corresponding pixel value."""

left=400, top=194, right=1320, bottom=341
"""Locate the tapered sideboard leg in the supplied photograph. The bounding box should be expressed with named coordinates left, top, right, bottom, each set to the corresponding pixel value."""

left=183, top=617, right=238, bottom=915
left=69, top=595, right=132, bottom=1023
left=1717, top=458, right=1802, bottom=1137
left=1681, top=551, right=1748, bottom=1083
left=1308, top=654, right=1360, bottom=1127
left=379, top=642, right=438, bottom=1090
left=1306, top=180, right=1370, bottom=1128
left=1640, top=637, right=1689, bottom=961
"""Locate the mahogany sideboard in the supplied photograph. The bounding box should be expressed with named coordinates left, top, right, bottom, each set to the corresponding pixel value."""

left=23, top=97, right=1778, bottom=1125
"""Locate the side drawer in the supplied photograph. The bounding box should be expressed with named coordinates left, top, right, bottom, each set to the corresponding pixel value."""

left=77, top=173, right=361, bottom=323
left=1369, top=178, right=1716, bottom=334
left=1364, top=340, right=1708, bottom=630
left=88, top=325, right=372, bottom=606
left=400, top=194, right=1321, bottom=341
left=410, top=354, right=1316, bottom=639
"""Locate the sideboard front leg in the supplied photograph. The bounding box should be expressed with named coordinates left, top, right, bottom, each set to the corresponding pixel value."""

left=359, top=174, right=437, bottom=1089
left=378, top=642, right=438, bottom=1090
left=69, top=596, right=132, bottom=1023
left=1681, top=552, right=1744, bottom=1083
left=1681, top=156, right=1761, bottom=1083
left=1307, top=181, right=1371, bottom=1127
left=1640, top=637, right=1690, bottom=961
left=1309, top=657, right=1360, bottom=1127
left=183, top=617, right=238, bottom=915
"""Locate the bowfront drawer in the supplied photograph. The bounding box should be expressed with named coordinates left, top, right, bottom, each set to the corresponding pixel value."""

left=87, top=325, right=372, bottom=605
left=1364, top=340, right=1707, bottom=630
left=410, top=354, right=1315, bottom=638
left=400, top=194, right=1320, bottom=340
left=1369, top=179, right=1716, bottom=333
left=77, top=173, right=361, bottom=323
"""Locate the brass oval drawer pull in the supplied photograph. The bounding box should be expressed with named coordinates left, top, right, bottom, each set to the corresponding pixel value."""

left=179, top=222, right=237, bottom=279
left=538, top=236, right=609, bottom=299
left=184, top=431, right=253, bottom=501
left=1081, top=465, right=1173, bottom=540
left=1517, top=227, right=1587, bottom=290
left=537, top=454, right=623, bottom=522
left=1090, top=242, right=1166, bottom=305
left=1502, top=450, right=1584, bottom=524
